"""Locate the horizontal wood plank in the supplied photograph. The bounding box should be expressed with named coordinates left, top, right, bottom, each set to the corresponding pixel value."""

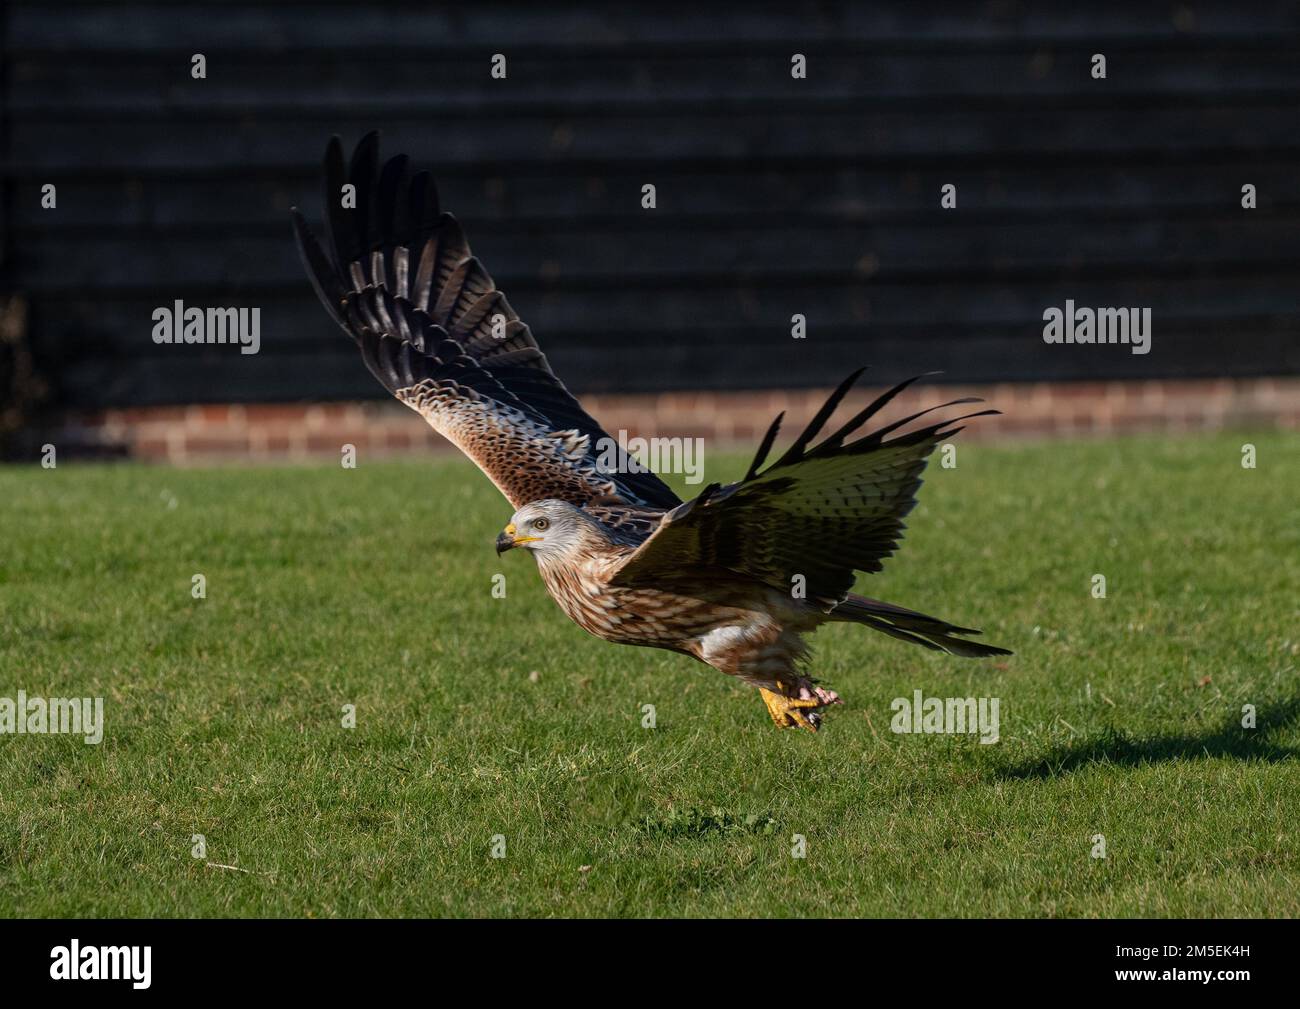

left=4, top=1, right=1297, bottom=408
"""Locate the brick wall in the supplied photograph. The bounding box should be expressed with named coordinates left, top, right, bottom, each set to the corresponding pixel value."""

left=29, top=377, right=1300, bottom=465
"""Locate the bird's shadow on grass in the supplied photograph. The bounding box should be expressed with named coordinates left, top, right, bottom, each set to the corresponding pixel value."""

left=993, top=697, right=1300, bottom=780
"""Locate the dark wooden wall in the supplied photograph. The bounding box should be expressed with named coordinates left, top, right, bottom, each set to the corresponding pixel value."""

left=4, top=1, right=1299, bottom=408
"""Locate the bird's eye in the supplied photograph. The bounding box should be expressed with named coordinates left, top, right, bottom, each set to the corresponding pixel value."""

left=532, top=518, right=549, bottom=531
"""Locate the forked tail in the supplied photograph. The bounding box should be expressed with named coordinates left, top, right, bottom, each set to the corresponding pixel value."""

left=831, top=594, right=1011, bottom=658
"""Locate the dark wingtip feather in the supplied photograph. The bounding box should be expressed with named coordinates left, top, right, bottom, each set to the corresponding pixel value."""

left=377, top=153, right=411, bottom=248
left=862, top=399, right=991, bottom=447
left=291, top=209, right=347, bottom=330
left=814, top=372, right=941, bottom=455
left=322, top=135, right=350, bottom=271
left=881, top=409, right=1001, bottom=453
left=349, top=132, right=380, bottom=259
left=407, top=169, right=440, bottom=237
left=769, top=367, right=867, bottom=469
left=744, top=410, right=785, bottom=481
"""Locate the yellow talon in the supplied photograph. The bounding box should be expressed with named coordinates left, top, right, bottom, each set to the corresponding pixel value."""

left=759, top=687, right=821, bottom=732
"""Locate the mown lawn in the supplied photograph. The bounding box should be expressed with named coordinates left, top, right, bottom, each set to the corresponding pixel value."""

left=0, top=430, right=1296, bottom=917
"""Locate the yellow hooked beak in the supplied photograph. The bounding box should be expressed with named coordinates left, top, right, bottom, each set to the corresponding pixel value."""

left=495, top=522, right=542, bottom=554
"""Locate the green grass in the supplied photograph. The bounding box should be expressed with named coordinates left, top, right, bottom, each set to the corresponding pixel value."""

left=1, top=431, right=1297, bottom=918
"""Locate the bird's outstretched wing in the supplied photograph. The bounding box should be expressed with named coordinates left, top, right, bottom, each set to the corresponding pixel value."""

left=290, top=132, right=682, bottom=511
left=610, top=371, right=997, bottom=606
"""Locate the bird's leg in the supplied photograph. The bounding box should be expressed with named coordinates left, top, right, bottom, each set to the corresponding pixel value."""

left=758, top=677, right=843, bottom=732
left=759, top=687, right=822, bottom=732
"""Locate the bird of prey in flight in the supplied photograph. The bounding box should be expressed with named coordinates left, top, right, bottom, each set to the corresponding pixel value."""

left=292, top=133, right=1010, bottom=732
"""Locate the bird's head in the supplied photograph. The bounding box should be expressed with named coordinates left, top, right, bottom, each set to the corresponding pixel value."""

left=495, top=500, right=589, bottom=559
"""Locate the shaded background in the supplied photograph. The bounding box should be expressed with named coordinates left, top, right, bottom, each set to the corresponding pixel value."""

left=2, top=0, right=1299, bottom=412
